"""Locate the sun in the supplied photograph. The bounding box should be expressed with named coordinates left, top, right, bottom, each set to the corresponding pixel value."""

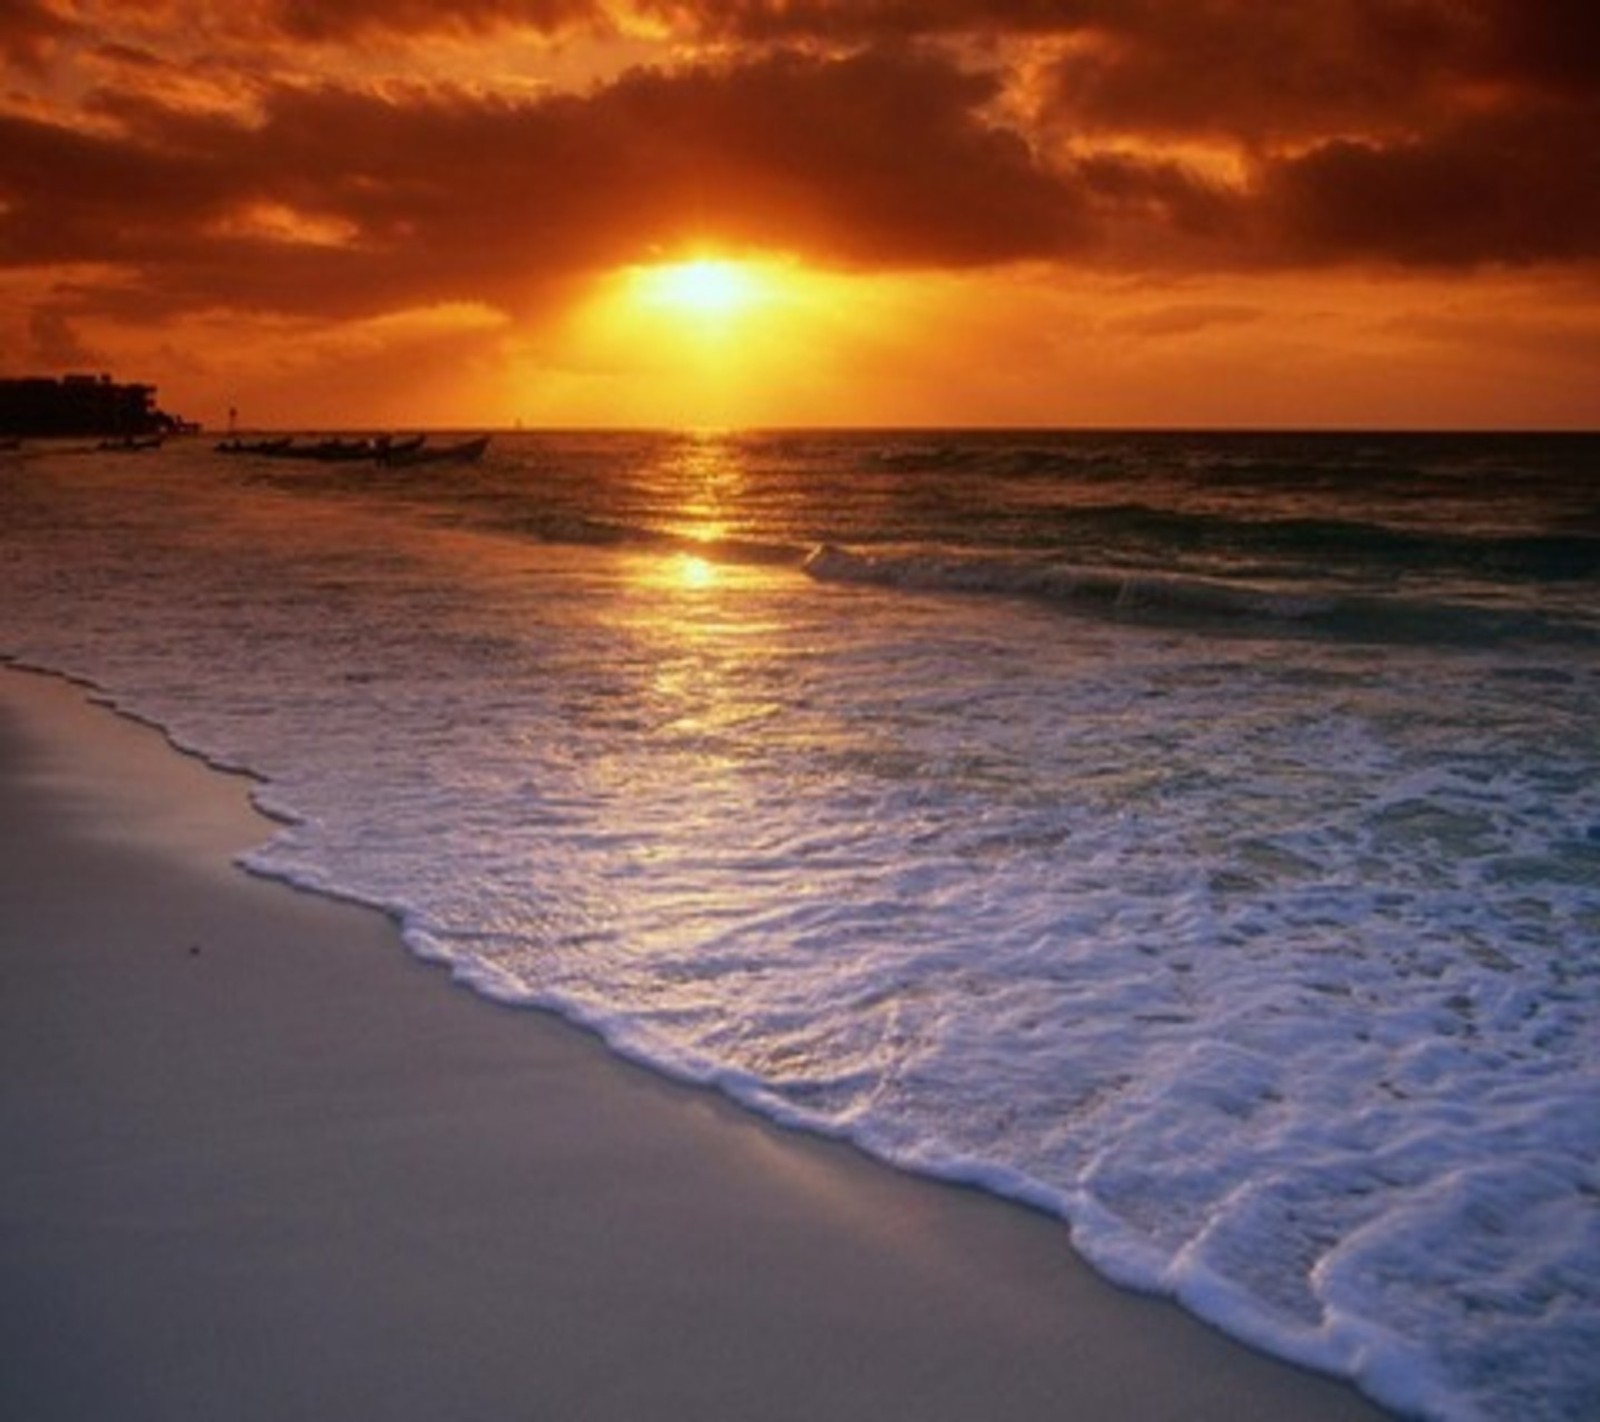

left=632, top=258, right=763, bottom=316
left=548, top=250, right=907, bottom=426
left=676, top=553, right=716, bottom=588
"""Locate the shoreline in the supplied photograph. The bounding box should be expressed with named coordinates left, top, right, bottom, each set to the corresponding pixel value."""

left=0, top=665, right=1393, bottom=1421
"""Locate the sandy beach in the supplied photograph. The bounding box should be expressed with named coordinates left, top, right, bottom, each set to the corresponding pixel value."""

left=0, top=666, right=1392, bottom=1422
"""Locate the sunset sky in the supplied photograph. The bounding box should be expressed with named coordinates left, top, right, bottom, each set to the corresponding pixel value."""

left=2, top=1, right=1596, bottom=429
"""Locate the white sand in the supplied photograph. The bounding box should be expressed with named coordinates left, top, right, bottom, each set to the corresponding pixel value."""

left=0, top=667, right=1392, bottom=1420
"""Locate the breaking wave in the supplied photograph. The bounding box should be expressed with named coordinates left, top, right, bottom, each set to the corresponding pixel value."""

left=801, top=543, right=1599, bottom=647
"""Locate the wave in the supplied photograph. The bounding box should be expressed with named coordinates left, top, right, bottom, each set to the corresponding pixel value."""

left=500, top=495, right=1600, bottom=592
left=866, top=429, right=1600, bottom=502
left=801, top=544, right=1600, bottom=647
left=1040, top=503, right=1600, bottom=582
left=868, top=437, right=1147, bottom=484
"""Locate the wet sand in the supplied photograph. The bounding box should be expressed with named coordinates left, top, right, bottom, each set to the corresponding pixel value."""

left=0, top=667, right=1392, bottom=1421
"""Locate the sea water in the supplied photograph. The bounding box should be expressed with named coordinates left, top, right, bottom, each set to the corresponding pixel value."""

left=3, top=430, right=1597, bottom=1420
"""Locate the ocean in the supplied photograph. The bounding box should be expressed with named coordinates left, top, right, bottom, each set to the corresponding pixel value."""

left=3, top=429, right=1597, bottom=1420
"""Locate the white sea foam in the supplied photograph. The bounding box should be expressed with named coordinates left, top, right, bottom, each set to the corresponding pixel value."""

left=3, top=438, right=1598, bottom=1421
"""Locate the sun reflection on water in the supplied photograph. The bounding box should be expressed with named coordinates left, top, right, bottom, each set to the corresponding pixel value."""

left=676, top=552, right=716, bottom=589
left=656, top=429, right=749, bottom=547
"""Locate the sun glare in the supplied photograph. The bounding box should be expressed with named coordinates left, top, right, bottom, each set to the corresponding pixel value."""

left=633, top=258, right=762, bottom=316
left=536, top=253, right=922, bottom=426
left=677, top=553, right=716, bottom=588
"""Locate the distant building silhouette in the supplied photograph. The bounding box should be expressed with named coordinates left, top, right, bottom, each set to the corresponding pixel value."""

left=0, top=373, right=193, bottom=437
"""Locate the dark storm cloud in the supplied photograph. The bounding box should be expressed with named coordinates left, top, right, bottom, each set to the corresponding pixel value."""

left=1041, top=4, right=1462, bottom=143
left=1262, top=108, right=1600, bottom=267
left=634, top=0, right=1083, bottom=42
left=1073, top=153, right=1240, bottom=243
left=651, top=2, right=1600, bottom=271
left=1039, top=0, right=1600, bottom=268
left=1475, top=0, right=1600, bottom=93
left=266, top=0, right=604, bottom=42
left=0, top=0, right=78, bottom=69
left=586, top=47, right=1086, bottom=264
left=0, top=108, right=228, bottom=267
left=3, top=0, right=1596, bottom=333
left=649, top=2, right=1598, bottom=141
left=0, top=46, right=1085, bottom=319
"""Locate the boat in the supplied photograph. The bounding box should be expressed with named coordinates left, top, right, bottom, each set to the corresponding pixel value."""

left=96, top=434, right=164, bottom=451
left=299, top=437, right=379, bottom=462
left=375, top=433, right=427, bottom=458
left=240, top=433, right=431, bottom=462
left=247, top=436, right=379, bottom=461
left=377, top=434, right=491, bottom=467
left=216, top=436, right=293, bottom=455
left=214, top=431, right=488, bottom=466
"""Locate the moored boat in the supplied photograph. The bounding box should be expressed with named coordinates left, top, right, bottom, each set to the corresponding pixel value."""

left=376, top=433, right=427, bottom=458
left=300, top=437, right=378, bottom=462
left=215, top=432, right=489, bottom=465
left=216, top=436, right=293, bottom=455
left=377, top=434, right=491, bottom=467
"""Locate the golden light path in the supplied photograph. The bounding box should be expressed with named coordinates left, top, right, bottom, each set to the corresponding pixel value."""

left=675, top=552, right=717, bottom=589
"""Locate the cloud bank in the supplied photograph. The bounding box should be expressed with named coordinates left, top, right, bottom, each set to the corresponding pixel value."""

left=2, top=2, right=1595, bottom=351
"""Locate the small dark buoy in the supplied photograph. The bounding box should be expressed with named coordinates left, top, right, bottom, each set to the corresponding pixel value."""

left=188, top=944, right=201, bottom=957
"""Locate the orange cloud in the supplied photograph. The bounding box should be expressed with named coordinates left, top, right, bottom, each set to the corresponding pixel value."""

left=267, top=0, right=605, bottom=42
left=1262, top=110, right=1600, bottom=267
left=2, top=1, right=1596, bottom=426
left=2, top=46, right=1091, bottom=325
left=0, top=0, right=76, bottom=70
